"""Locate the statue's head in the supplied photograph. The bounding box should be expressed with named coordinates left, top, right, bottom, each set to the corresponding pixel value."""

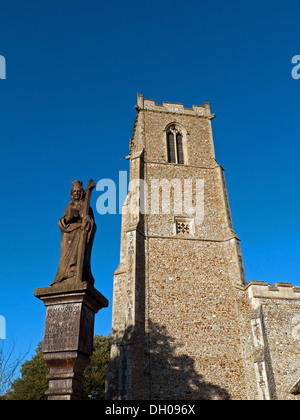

left=71, top=180, right=84, bottom=202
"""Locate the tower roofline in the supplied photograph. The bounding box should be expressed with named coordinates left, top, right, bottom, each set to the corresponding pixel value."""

left=136, top=93, right=214, bottom=119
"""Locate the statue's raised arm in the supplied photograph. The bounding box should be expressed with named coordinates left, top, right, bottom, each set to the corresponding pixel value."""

left=50, top=180, right=96, bottom=287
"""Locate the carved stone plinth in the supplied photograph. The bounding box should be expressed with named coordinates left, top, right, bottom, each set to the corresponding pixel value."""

left=34, top=282, right=108, bottom=400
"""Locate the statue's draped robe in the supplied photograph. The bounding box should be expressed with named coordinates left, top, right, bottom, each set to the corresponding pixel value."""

left=51, top=202, right=96, bottom=286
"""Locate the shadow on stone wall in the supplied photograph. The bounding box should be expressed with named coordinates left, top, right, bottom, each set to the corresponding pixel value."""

left=106, top=320, right=231, bottom=400
left=146, top=320, right=231, bottom=400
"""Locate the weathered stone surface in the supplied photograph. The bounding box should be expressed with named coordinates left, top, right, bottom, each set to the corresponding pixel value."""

left=106, top=94, right=300, bottom=401
left=35, top=282, right=108, bottom=400
left=290, top=379, right=300, bottom=395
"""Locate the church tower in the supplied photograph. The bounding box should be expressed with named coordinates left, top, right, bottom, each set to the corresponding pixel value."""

left=106, top=94, right=300, bottom=400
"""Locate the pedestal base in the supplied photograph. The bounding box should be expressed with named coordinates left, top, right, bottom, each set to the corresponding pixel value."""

left=34, top=282, right=108, bottom=400
left=45, top=351, right=90, bottom=400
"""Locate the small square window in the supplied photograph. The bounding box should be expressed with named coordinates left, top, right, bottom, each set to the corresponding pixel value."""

left=174, top=217, right=195, bottom=236
left=176, top=221, right=191, bottom=235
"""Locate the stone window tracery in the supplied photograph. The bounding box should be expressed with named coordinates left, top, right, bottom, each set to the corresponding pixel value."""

left=166, top=125, right=184, bottom=164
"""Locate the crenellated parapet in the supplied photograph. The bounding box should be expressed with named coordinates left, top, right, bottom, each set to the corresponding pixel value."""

left=247, top=281, right=300, bottom=303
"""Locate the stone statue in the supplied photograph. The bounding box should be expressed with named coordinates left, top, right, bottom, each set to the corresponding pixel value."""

left=51, top=179, right=96, bottom=286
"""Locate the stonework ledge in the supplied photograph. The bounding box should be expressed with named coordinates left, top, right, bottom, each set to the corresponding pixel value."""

left=34, top=281, right=108, bottom=312
left=246, top=281, right=300, bottom=301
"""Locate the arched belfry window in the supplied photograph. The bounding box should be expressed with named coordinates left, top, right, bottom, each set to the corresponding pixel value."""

left=166, top=125, right=185, bottom=164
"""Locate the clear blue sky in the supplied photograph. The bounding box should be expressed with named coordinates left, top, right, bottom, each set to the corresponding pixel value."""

left=0, top=0, right=300, bottom=366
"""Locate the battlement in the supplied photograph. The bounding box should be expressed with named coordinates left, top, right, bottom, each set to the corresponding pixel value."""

left=247, top=281, right=300, bottom=301
left=136, top=93, right=214, bottom=118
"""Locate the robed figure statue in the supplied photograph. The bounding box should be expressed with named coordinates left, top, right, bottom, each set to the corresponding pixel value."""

left=51, top=179, right=96, bottom=286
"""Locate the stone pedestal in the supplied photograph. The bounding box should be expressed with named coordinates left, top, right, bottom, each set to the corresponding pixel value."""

left=34, top=282, right=108, bottom=400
